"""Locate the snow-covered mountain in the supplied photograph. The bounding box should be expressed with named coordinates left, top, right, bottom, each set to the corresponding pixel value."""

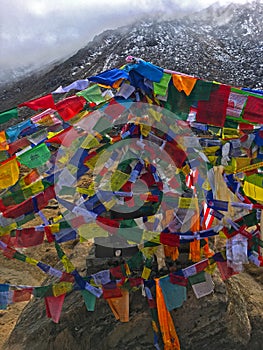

left=0, top=0, right=262, bottom=112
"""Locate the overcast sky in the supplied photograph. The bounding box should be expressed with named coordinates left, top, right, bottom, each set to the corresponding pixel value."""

left=0, top=0, right=252, bottom=80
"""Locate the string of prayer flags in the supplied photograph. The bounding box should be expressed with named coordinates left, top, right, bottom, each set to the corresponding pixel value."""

left=1, top=57, right=263, bottom=350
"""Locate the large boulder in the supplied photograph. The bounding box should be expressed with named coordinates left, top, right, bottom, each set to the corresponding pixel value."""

left=4, top=245, right=263, bottom=350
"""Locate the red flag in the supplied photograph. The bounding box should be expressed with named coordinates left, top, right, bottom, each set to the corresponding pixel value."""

left=160, top=232, right=180, bottom=247
left=55, top=96, right=86, bottom=121
left=19, top=94, right=56, bottom=111
left=242, top=95, right=263, bottom=123
left=15, top=228, right=44, bottom=248
left=8, top=137, right=31, bottom=156
left=169, top=274, right=188, bottom=286
left=196, top=84, right=230, bottom=127
left=102, top=284, right=122, bottom=299
left=164, top=139, right=187, bottom=168
left=13, top=288, right=33, bottom=302
left=45, top=294, right=65, bottom=323
left=216, top=261, right=238, bottom=280
left=110, top=265, right=125, bottom=279
left=104, top=99, right=126, bottom=120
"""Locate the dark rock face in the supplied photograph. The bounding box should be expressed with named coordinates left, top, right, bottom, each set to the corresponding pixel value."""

left=0, top=1, right=262, bottom=113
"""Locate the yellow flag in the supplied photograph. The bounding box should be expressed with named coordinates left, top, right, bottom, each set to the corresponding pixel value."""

left=81, top=134, right=100, bottom=149
left=178, top=197, right=198, bottom=209
left=50, top=223, right=60, bottom=233
left=25, top=257, right=38, bottom=265
left=140, top=124, right=151, bottom=137
left=243, top=181, right=263, bottom=201
left=0, top=157, right=19, bottom=189
left=52, top=282, right=73, bottom=297
left=61, top=255, right=75, bottom=273
left=78, top=223, right=108, bottom=240
left=109, top=170, right=130, bottom=191
left=141, top=266, right=151, bottom=280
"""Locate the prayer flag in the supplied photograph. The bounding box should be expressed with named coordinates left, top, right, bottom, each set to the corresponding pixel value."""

left=76, top=84, right=105, bottom=105
left=107, top=288, right=129, bottom=322
left=19, top=94, right=56, bottom=110
left=159, top=276, right=187, bottom=311
left=153, top=73, right=171, bottom=96
left=0, top=157, right=19, bottom=189
left=0, top=107, right=18, bottom=124
left=18, top=143, right=51, bottom=168
left=15, top=228, right=44, bottom=247
left=12, top=288, right=33, bottom=302
left=155, top=278, right=180, bottom=349
left=56, top=96, right=86, bottom=121
left=45, top=294, right=65, bottom=323
left=0, top=131, right=8, bottom=151
left=172, top=74, right=197, bottom=96
left=242, top=95, right=263, bottom=123
left=81, top=290, right=96, bottom=311
left=196, top=84, right=230, bottom=127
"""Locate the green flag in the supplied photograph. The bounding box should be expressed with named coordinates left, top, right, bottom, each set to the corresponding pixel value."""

left=18, top=143, right=51, bottom=168
left=153, top=73, right=171, bottom=96
left=0, top=108, right=18, bottom=124
left=77, top=84, right=105, bottom=105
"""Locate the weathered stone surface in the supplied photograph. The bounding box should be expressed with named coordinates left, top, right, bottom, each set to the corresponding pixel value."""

left=4, top=258, right=263, bottom=350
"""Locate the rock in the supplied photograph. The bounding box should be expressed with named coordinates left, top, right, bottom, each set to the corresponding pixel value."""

left=4, top=258, right=263, bottom=350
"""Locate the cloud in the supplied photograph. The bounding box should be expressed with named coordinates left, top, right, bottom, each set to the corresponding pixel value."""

left=0, top=0, right=251, bottom=82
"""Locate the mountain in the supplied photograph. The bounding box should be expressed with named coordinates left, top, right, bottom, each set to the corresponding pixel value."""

left=0, top=0, right=262, bottom=114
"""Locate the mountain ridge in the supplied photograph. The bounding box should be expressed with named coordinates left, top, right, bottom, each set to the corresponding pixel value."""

left=0, top=0, right=262, bottom=113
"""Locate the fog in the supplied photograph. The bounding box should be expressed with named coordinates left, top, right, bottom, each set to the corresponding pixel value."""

left=0, top=0, right=251, bottom=82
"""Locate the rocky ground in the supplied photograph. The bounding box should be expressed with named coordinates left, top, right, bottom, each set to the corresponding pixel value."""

left=2, top=245, right=263, bottom=350
left=0, top=237, right=92, bottom=350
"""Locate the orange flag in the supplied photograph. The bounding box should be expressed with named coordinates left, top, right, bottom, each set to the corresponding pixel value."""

left=107, top=288, right=129, bottom=322
left=172, top=74, right=197, bottom=96
left=155, top=278, right=180, bottom=350
left=0, top=131, right=9, bottom=151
